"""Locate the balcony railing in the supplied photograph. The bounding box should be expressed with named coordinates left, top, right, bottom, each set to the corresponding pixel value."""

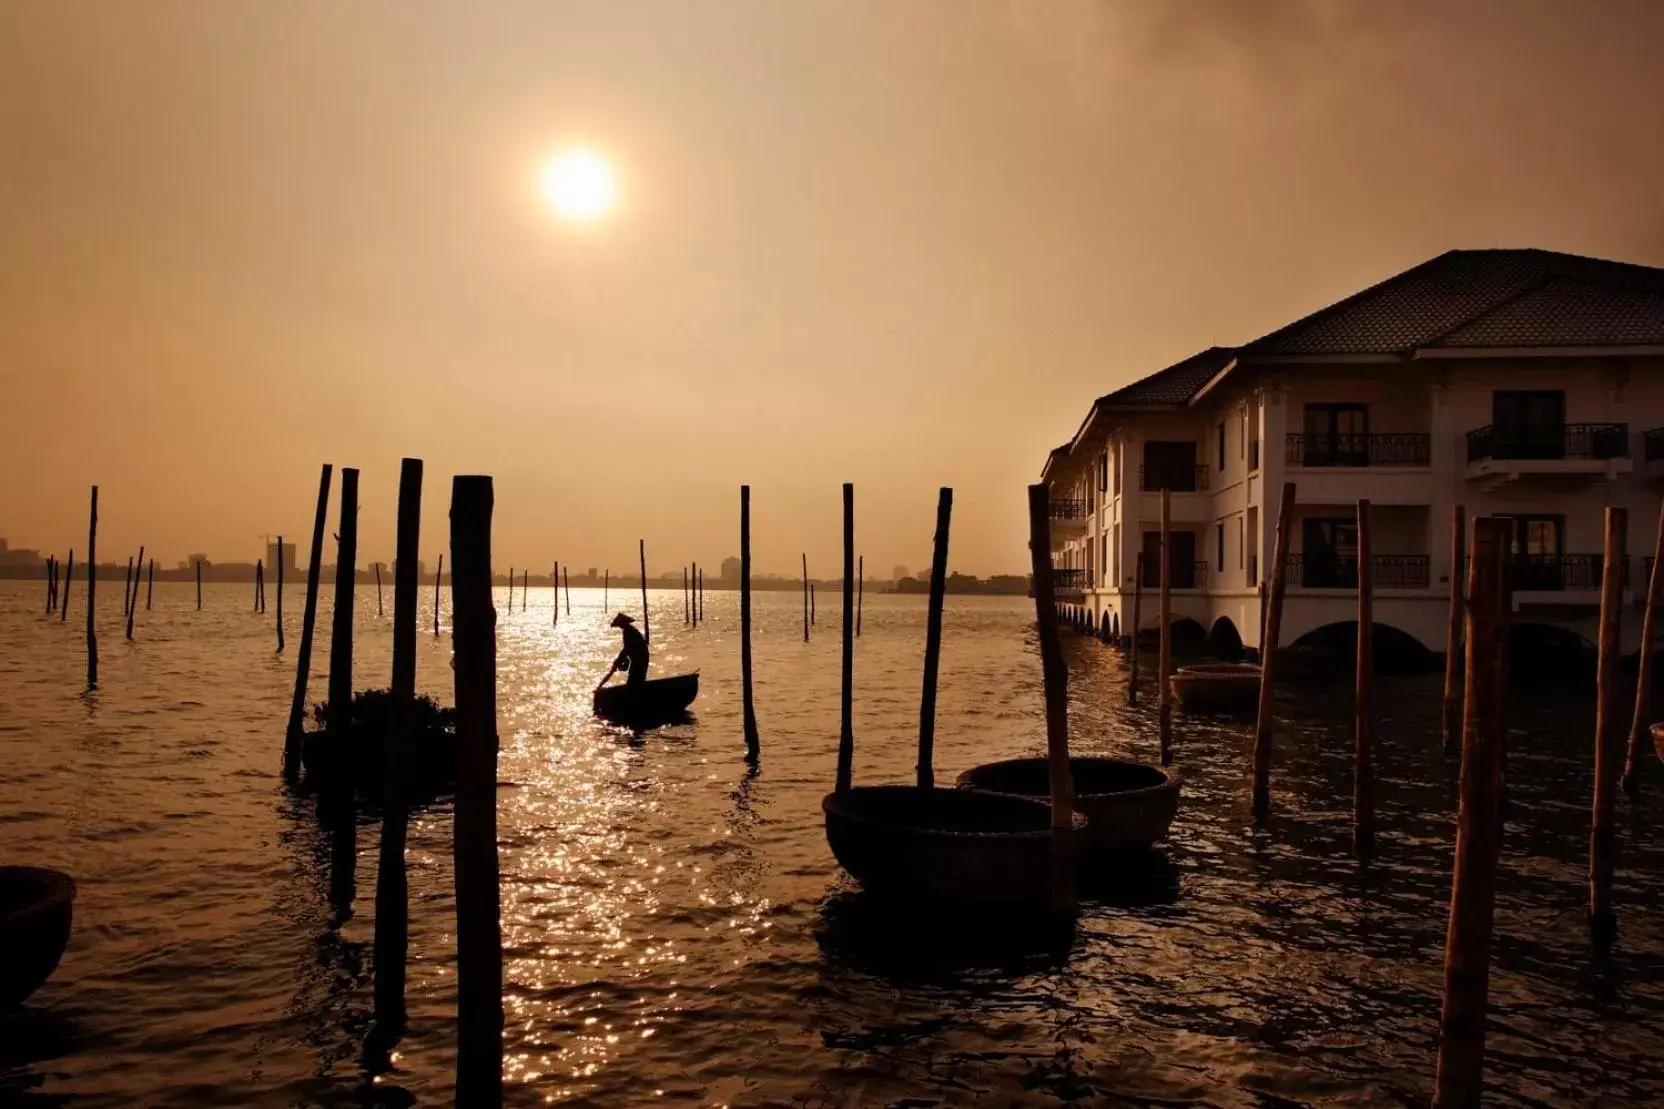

left=1283, top=554, right=1431, bottom=589
left=1049, top=498, right=1087, bottom=520
left=1139, top=561, right=1209, bottom=590
left=1052, top=567, right=1087, bottom=591
left=1466, top=423, right=1628, bottom=463
left=1139, top=464, right=1210, bottom=493
left=1285, top=433, right=1431, bottom=467
left=1645, top=428, right=1664, bottom=463
left=1467, top=554, right=1623, bottom=592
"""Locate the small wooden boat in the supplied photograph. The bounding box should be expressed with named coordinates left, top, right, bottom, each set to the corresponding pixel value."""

left=1, top=866, right=76, bottom=1007
left=823, top=785, right=1083, bottom=902
left=1169, top=661, right=1262, bottom=714
left=957, top=756, right=1179, bottom=857
left=593, top=672, right=699, bottom=725
left=300, top=689, right=458, bottom=801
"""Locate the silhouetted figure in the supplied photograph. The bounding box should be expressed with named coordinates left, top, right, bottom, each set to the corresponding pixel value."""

left=611, top=612, right=649, bottom=686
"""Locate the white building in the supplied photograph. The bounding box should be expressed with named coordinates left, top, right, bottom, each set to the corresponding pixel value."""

left=1041, top=249, right=1664, bottom=657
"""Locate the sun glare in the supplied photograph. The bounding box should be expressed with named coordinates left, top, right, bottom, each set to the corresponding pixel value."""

left=541, top=149, right=617, bottom=222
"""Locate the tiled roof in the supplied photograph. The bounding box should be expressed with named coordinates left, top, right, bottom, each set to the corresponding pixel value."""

left=1245, top=249, right=1664, bottom=356
left=1095, top=346, right=1236, bottom=408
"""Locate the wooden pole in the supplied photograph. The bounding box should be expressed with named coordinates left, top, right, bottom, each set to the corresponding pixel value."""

left=45, top=557, right=54, bottom=614
left=697, top=567, right=704, bottom=623
left=257, top=559, right=264, bottom=613
left=857, top=555, right=864, bottom=636
left=374, top=457, right=422, bottom=1043
left=684, top=566, right=690, bottom=624
left=1252, top=481, right=1297, bottom=821
left=1355, top=499, right=1376, bottom=857
left=563, top=563, right=571, bottom=614
left=61, top=549, right=73, bottom=623
left=449, top=474, right=503, bottom=1105
left=1158, top=490, right=1173, bottom=766
left=125, top=545, right=144, bottom=640
left=1127, top=553, right=1142, bottom=705
left=803, top=553, right=810, bottom=642
left=603, top=569, right=609, bottom=611
left=506, top=567, right=512, bottom=613
left=375, top=563, right=383, bottom=617
left=146, top=558, right=154, bottom=611
left=1623, top=499, right=1664, bottom=793
left=811, top=583, right=816, bottom=626
left=840, top=483, right=857, bottom=793
left=326, top=467, right=360, bottom=758
left=1027, top=484, right=1077, bottom=911
left=639, top=539, right=650, bottom=643
left=691, top=562, right=698, bottom=626
left=1443, top=504, right=1466, bottom=755
left=553, top=562, right=559, bottom=627
left=916, top=489, right=952, bottom=790
left=86, top=487, right=98, bottom=688
left=1433, top=515, right=1507, bottom=1109
left=741, top=486, right=760, bottom=761
left=123, top=557, right=133, bottom=616
left=195, top=559, right=202, bottom=610
left=522, top=568, right=528, bottom=611
left=433, top=553, right=443, bottom=636
left=284, top=465, right=333, bottom=779
left=275, top=537, right=284, bottom=652
left=1590, top=505, right=1624, bottom=954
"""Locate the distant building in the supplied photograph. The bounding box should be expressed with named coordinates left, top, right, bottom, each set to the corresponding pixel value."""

left=587, top=567, right=598, bottom=580
left=721, top=556, right=741, bottom=582
left=892, top=565, right=910, bottom=582
left=0, top=541, right=42, bottom=569
left=391, top=558, right=426, bottom=582
left=266, top=540, right=298, bottom=578
left=182, top=553, right=210, bottom=570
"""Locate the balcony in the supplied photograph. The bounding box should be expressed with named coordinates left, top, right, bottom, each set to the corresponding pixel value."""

left=1052, top=567, right=1087, bottom=600
left=1139, top=464, right=1210, bottom=493
left=1138, top=561, right=1209, bottom=590
left=1049, top=497, right=1088, bottom=536
left=1285, top=433, right=1430, bottom=467
left=1464, top=423, right=1631, bottom=489
left=1283, top=554, right=1431, bottom=590
left=1644, top=428, right=1664, bottom=478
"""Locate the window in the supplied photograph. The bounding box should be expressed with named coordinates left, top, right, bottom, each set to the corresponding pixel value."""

left=1112, top=524, right=1120, bottom=582
left=1142, top=441, right=1200, bottom=491
left=1217, top=422, right=1227, bottom=471
left=1111, top=445, right=1120, bottom=495
left=1216, top=522, right=1225, bottom=572
left=1492, top=391, right=1566, bottom=458
left=1099, top=452, right=1109, bottom=493
left=1238, top=517, right=1246, bottom=569
left=1141, top=530, right=1198, bottom=588
left=1241, top=408, right=1248, bottom=459
left=1300, top=517, right=1360, bottom=588
left=1301, top=404, right=1370, bottom=466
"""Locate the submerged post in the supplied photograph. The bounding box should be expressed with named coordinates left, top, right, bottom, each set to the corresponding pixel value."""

left=126, top=545, right=144, bottom=640
left=639, top=540, right=649, bottom=642
left=553, top=562, right=559, bottom=628
left=1158, top=490, right=1173, bottom=766
left=327, top=468, right=360, bottom=754
left=1253, top=481, right=1297, bottom=821
left=811, top=583, right=816, bottom=626
left=1433, top=515, right=1507, bottom=1108
left=375, top=563, right=383, bottom=617
left=1356, top=499, right=1376, bottom=857
left=61, top=549, right=73, bottom=624
left=374, top=458, right=422, bottom=1044
left=433, top=553, right=443, bottom=637
left=506, top=567, right=512, bottom=614
left=741, top=486, right=760, bottom=761
left=257, top=560, right=265, bottom=613
left=684, top=566, right=690, bottom=625
left=697, top=566, right=704, bottom=623
left=45, top=557, right=54, bottom=614
left=857, top=555, right=864, bottom=636
left=86, top=486, right=98, bottom=689
left=522, top=568, right=528, bottom=611
left=146, top=558, right=154, bottom=611
left=802, top=553, right=809, bottom=642
left=1026, top=484, right=1077, bottom=911
left=1624, top=500, right=1664, bottom=792
left=195, top=559, right=202, bottom=610
left=1127, top=553, right=1143, bottom=705
left=603, top=569, right=609, bottom=611
left=284, top=465, right=334, bottom=779
left=123, top=557, right=133, bottom=617
left=275, top=537, right=284, bottom=652
left=1443, top=505, right=1466, bottom=755
left=450, top=474, right=503, bottom=1105
left=917, top=489, right=952, bottom=790
left=563, top=563, right=571, bottom=615
left=1590, top=506, right=1624, bottom=954
left=840, top=483, right=857, bottom=794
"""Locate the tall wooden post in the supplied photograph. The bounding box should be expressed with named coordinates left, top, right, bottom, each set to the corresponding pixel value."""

left=123, top=557, right=133, bottom=616
left=275, top=537, right=284, bottom=652
left=256, top=560, right=264, bottom=612
left=327, top=468, right=360, bottom=752
left=45, top=557, right=54, bottom=614
left=1433, top=515, right=1507, bottom=1109
left=857, top=555, right=864, bottom=637
left=697, top=567, right=703, bottom=623
left=506, top=567, right=512, bottom=613
left=284, top=465, right=333, bottom=779
left=553, top=562, right=559, bottom=627
left=603, top=569, right=608, bottom=611
left=86, top=486, right=98, bottom=689
left=684, top=566, right=690, bottom=625
left=741, top=486, right=759, bottom=761
left=803, top=553, right=810, bottom=642
left=374, top=458, right=422, bottom=1043
left=146, top=558, right=154, bottom=611
left=839, top=484, right=857, bottom=793
left=691, top=562, right=699, bottom=626
left=433, top=553, right=443, bottom=637
left=1127, top=553, right=1142, bottom=705
left=1590, top=506, right=1624, bottom=954
left=195, top=559, right=202, bottom=610
left=1355, top=499, right=1376, bottom=857
left=1443, top=505, right=1466, bottom=755
left=449, top=474, right=503, bottom=1105
left=1158, top=491, right=1173, bottom=766
left=563, top=564, right=571, bottom=615
left=61, top=549, right=73, bottom=623
left=1027, top=484, right=1077, bottom=911
left=1623, top=500, right=1664, bottom=792
left=375, top=563, right=383, bottom=617
left=638, top=540, right=650, bottom=643
left=1252, top=481, right=1297, bottom=821
left=917, top=489, right=952, bottom=791
left=522, top=569, right=528, bottom=611
left=126, top=545, right=144, bottom=640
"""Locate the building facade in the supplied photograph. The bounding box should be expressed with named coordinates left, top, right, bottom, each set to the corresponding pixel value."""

left=1041, top=249, right=1664, bottom=656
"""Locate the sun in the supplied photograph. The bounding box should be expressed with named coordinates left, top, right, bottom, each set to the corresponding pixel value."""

left=541, top=148, right=617, bottom=222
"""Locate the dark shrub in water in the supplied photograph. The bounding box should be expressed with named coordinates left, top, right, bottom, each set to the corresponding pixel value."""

left=305, top=689, right=458, bottom=802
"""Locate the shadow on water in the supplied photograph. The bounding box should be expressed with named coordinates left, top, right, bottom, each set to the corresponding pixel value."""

left=0, top=1007, right=81, bottom=1107
left=815, top=889, right=1079, bottom=983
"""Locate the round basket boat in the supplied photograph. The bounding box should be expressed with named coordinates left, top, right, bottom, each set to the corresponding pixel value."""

left=823, top=785, right=1084, bottom=902
left=1651, top=722, right=1664, bottom=764
left=1, top=866, right=76, bottom=1007
left=956, top=756, right=1179, bottom=857
left=1169, top=661, right=1262, bottom=715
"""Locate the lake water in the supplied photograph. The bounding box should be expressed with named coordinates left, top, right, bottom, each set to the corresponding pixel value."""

left=2, top=580, right=1662, bottom=1107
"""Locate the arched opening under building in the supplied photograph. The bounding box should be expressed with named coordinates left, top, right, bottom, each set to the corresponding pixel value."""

left=1208, top=616, right=1245, bottom=662
left=1286, top=620, right=1434, bottom=673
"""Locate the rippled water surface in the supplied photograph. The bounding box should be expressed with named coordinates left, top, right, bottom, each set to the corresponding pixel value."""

left=4, top=580, right=1664, bottom=1107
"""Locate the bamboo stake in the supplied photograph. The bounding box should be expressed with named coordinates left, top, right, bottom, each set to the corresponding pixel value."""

left=522, top=568, right=528, bottom=611
left=803, top=553, right=809, bottom=642
left=375, top=563, right=383, bottom=617
left=275, top=537, right=284, bottom=652
left=639, top=540, right=649, bottom=643
left=449, top=474, right=503, bottom=1105
left=691, top=562, right=698, bottom=626
left=916, top=489, right=952, bottom=790
left=374, top=458, right=421, bottom=1043
left=283, top=465, right=333, bottom=779
left=45, top=557, right=54, bottom=614
left=123, top=557, right=133, bottom=616
left=86, top=488, right=98, bottom=688
left=326, top=468, right=360, bottom=759
left=1443, top=505, right=1466, bottom=755
left=741, top=486, right=759, bottom=761
left=697, top=567, right=703, bottom=623
left=1027, top=484, right=1077, bottom=911
left=1623, top=500, right=1664, bottom=792
left=811, top=583, right=816, bottom=625
left=1127, top=553, right=1142, bottom=705
left=506, top=567, right=513, bottom=613
left=563, top=563, right=571, bottom=615
left=195, top=559, right=202, bottom=610
left=857, top=555, right=864, bottom=636
left=840, top=483, right=857, bottom=793
left=1158, top=491, right=1172, bottom=766
left=603, top=569, right=609, bottom=611
left=61, top=549, right=73, bottom=624
left=433, top=553, right=443, bottom=637
left=1356, top=499, right=1375, bottom=857
left=553, top=561, right=559, bottom=627
left=1252, top=481, right=1297, bottom=821
left=1432, top=515, right=1507, bottom=1108
left=126, top=545, right=144, bottom=640
left=257, top=559, right=264, bottom=613
left=1590, top=505, right=1623, bottom=955
left=684, top=566, right=690, bottom=624
left=147, top=558, right=154, bottom=611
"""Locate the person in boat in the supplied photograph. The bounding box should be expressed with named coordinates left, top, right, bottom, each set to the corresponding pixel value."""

left=610, top=612, right=649, bottom=687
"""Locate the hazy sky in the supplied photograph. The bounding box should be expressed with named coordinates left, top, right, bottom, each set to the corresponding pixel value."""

left=5, top=1, right=1664, bottom=576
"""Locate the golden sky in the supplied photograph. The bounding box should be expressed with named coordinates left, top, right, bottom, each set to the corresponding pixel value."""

left=4, top=1, right=1663, bottom=575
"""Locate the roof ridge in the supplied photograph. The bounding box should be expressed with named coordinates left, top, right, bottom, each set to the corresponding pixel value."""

left=1240, top=251, right=1463, bottom=355
left=1414, top=272, right=1555, bottom=348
